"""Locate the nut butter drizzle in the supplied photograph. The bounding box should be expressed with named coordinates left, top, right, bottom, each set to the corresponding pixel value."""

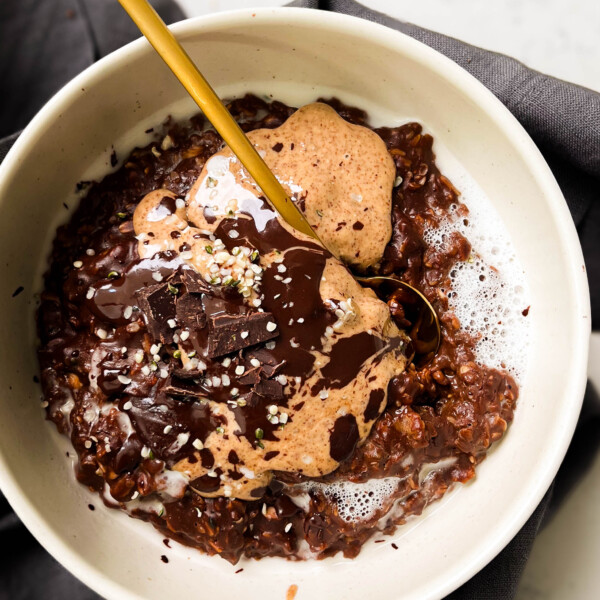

left=75, top=103, right=408, bottom=500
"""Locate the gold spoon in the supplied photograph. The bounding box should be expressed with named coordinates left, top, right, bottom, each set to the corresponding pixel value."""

left=118, top=0, right=441, bottom=360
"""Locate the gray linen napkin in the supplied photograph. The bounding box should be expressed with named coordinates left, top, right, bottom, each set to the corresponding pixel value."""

left=1, top=1, right=598, bottom=599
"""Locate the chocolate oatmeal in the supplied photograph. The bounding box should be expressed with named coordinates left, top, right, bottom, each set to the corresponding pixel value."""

left=37, top=94, right=517, bottom=563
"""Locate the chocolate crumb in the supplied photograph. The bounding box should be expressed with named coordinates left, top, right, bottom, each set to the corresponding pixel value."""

left=12, top=286, right=24, bottom=297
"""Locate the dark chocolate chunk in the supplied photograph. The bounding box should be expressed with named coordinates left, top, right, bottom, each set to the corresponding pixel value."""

left=238, top=368, right=261, bottom=386
left=253, top=379, right=284, bottom=400
left=272, top=142, right=284, bottom=152
left=207, top=312, right=278, bottom=358
left=135, top=283, right=177, bottom=343
left=246, top=348, right=286, bottom=378
left=329, top=414, right=359, bottom=463
left=182, top=268, right=211, bottom=295
left=163, top=374, right=206, bottom=398
left=176, top=292, right=206, bottom=330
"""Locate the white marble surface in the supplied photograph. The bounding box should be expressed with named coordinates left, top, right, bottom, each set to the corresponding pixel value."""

left=175, top=1, right=599, bottom=597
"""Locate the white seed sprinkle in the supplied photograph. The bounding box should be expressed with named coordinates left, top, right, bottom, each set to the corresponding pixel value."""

left=123, top=400, right=133, bottom=410
left=266, top=341, right=276, bottom=350
left=207, top=471, right=218, bottom=478
left=297, top=318, right=305, bottom=323
left=150, top=343, right=160, bottom=355
left=152, top=272, right=163, bottom=282
left=180, top=330, right=190, bottom=341
left=163, top=425, right=173, bottom=434
left=153, top=354, right=161, bottom=363
left=268, top=404, right=278, bottom=415
left=277, top=264, right=287, bottom=273
left=84, top=440, right=92, bottom=449
left=282, top=277, right=292, bottom=284
left=176, top=432, right=190, bottom=446
left=160, top=368, right=169, bottom=379
left=41, top=400, right=49, bottom=408
left=86, top=287, right=94, bottom=299
left=222, top=374, right=231, bottom=386
left=290, top=338, right=300, bottom=348
left=250, top=358, right=260, bottom=368
left=160, top=134, right=174, bottom=151
left=285, top=523, right=292, bottom=533
left=141, top=365, right=150, bottom=376
left=96, top=328, right=108, bottom=339
left=141, top=446, right=151, bottom=458
left=266, top=321, right=277, bottom=332
left=86, top=248, right=95, bottom=256
left=212, top=376, right=221, bottom=387
left=261, top=503, right=267, bottom=516
left=131, top=491, right=140, bottom=500
left=240, top=331, right=249, bottom=340
left=276, top=375, right=288, bottom=385
left=228, top=230, right=239, bottom=239
left=235, top=365, right=245, bottom=376
left=175, top=198, right=185, bottom=210
left=180, top=250, right=193, bottom=260
left=192, top=438, right=204, bottom=450
left=279, top=413, right=288, bottom=424
left=123, top=305, right=133, bottom=319
left=118, top=374, right=132, bottom=385
left=73, top=260, right=83, bottom=268
left=270, top=416, right=279, bottom=425
left=319, top=390, right=329, bottom=400
left=167, top=318, right=177, bottom=329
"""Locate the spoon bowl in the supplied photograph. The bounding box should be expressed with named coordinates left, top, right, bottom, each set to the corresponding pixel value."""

left=357, top=275, right=441, bottom=362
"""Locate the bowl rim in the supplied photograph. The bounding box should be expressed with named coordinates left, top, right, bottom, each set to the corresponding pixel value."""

left=0, top=7, right=591, bottom=600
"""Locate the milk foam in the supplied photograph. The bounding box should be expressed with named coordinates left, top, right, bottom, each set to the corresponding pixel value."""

left=301, top=478, right=401, bottom=523
left=422, top=166, right=531, bottom=380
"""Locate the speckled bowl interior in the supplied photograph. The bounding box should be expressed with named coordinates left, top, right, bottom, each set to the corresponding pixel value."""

left=0, top=8, right=590, bottom=600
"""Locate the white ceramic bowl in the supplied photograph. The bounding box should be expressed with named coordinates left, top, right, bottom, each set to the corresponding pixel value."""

left=0, top=8, right=590, bottom=600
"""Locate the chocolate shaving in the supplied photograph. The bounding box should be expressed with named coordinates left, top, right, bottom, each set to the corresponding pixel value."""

left=207, top=312, right=278, bottom=358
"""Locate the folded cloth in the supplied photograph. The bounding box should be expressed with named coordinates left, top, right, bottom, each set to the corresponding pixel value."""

left=0, top=1, right=598, bottom=599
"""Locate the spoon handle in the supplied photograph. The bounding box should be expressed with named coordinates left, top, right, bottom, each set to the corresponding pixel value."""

left=118, top=0, right=317, bottom=239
